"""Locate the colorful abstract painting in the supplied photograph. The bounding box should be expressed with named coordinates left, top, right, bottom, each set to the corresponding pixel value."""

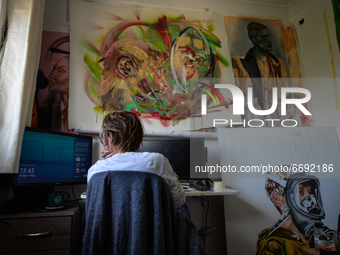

left=224, top=16, right=312, bottom=127
left=70, top=1, right=233, bottom=131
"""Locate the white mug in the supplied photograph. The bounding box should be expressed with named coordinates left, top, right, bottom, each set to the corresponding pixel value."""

left=213, top=181, right=225, bottom=191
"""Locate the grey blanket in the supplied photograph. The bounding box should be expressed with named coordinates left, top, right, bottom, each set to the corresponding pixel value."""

left=82, top=170, right=206, bottom=255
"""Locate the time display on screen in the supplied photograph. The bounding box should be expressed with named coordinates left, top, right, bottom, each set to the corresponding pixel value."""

left=19, top=167, right=35, bottom=175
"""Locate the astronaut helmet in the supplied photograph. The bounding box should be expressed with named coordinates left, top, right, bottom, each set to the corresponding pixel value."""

left=285, top=173, right=325, bottom=243
left=285, top=173, right=325, bottom=220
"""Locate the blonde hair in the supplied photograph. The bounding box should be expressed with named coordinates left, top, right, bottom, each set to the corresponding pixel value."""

left=100, top=111, right=144, bottom=153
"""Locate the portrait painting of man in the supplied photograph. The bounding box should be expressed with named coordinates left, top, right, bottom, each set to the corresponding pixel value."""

left=224, top=17, right=312, bottom=127
left=35, top=31, right=71, bottom=132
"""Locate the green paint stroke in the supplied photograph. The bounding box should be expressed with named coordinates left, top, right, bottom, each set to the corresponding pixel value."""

left=201, top=88, right=217, bottom=106
left=137, top=25, right=166, bottom=53
left=83, top=54, right=103, bottom=83
left=88, top=76, right=101, bottom=102
left=215, top=50, right=229, bottom=67
left=129, top=86, right=139, bottom=95
left=203, top=31, right=221, bottom=48
left=332, top=0, right=340, bottom=53
left=93, top=106, right=104, bottom=114
left=207, top=24, right=215, bottom=32
left=81, top=40, right=101, bottom=56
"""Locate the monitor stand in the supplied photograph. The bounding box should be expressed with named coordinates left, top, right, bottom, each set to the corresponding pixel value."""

left=205, top=179, right=211, bottom=189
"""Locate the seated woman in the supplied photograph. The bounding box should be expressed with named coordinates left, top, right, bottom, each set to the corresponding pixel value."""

left=87, top=110, right=188, bottom=213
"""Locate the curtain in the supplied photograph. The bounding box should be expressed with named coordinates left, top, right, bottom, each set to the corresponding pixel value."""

left=0, top=0, right=45, bottom=173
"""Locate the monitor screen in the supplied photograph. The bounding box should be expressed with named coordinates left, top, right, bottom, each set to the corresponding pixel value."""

left=139, top=137, right=207, bottom=180
left=15, top=127, right=93, bottom=186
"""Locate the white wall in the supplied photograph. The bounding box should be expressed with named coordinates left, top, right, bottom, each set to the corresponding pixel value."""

left=43, top=0, right=69, bottom=33
left=45, top=0, right=297, bottom=32
left=97, top=0, right=290, bottom=19
left=288, top=1, right=340, bottom=235
left=289, top=0, right=340, bottom=135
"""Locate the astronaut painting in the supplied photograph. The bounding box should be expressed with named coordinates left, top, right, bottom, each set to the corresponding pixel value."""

left=257, top=172, right=334, bottom=255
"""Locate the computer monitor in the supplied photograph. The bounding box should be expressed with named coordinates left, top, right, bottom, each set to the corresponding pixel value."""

left=139, top=137, right=207, bottom=180
left=15, top=127, right=93, bottom=186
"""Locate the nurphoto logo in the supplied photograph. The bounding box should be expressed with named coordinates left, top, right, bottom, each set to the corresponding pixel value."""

left=200, top=84, right=312, bottom=128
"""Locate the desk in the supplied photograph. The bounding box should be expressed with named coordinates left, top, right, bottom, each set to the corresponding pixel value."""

left=81, top=188, right=239, bottom=199
left=184, top=188, right=239, bottom=197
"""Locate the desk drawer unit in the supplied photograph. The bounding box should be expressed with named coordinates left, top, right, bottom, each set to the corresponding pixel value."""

left=0, top=216, right=70, bottom=253
left=0, top=207, right=81, bottom=255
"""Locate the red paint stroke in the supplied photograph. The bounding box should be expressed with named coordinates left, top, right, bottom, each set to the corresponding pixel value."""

left=199, top=82, right=223, bottom=105
left=135, top=10, right=141, bottom=20
left=131, top=109, right=142, bottom=117
left=167, top=19, right=221, bottom=44
left=192, top=99, right=233, bottom=118
left=86, top=24, right=104, bottom=31
left=186, top=72, right=195, bottom=80
left=225, top=98, right=233, bottom=108
left=156, top=15, right=173, bottom=53
left=85, top=39, right=101, bottom=55
left=132, top=107, right=183, bottom=128
left=103, top=12, right=124, bottom=21
left=139, top=112, right=172, bottom=127
left=178, top=45, right=197, bottom=55
left=84, top=72, right=101, bottom=106
left=101, top=20, right=148, bottom=55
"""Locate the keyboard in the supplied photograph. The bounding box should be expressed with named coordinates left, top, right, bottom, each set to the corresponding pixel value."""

left=183, top=187, right=196, bottom=192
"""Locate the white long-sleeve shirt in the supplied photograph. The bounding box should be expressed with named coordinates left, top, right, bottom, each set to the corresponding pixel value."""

left=87, top=151, right=185, bottom=208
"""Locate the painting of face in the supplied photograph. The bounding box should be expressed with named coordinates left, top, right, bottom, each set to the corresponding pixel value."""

left=70, top=2, right=232, bottom=130
left=253, top=28, right=273, bottom=52
left=36, top=32, right=70, bottom=132
left=48, top=56, right=69, bottom=92
left=99, top=40, right=170, bottom=111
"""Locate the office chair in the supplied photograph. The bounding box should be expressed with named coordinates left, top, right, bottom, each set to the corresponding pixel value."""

left=83, top=171, right=207, bottom=255
left=178, top=201, right=216, bottom=245
left=198, top=226, right=217, bottom=245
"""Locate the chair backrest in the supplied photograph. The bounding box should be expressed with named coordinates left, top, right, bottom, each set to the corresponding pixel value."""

left=82, top=170, right=206, bottom=255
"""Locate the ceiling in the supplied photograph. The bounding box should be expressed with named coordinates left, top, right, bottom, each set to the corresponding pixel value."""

left=233, top=0, right=295, bottom=7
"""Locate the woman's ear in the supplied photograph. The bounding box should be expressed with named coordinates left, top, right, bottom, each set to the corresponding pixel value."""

left=270, top=191, right=283, bottom=207
left=108, top=132, right=114, bottom=144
